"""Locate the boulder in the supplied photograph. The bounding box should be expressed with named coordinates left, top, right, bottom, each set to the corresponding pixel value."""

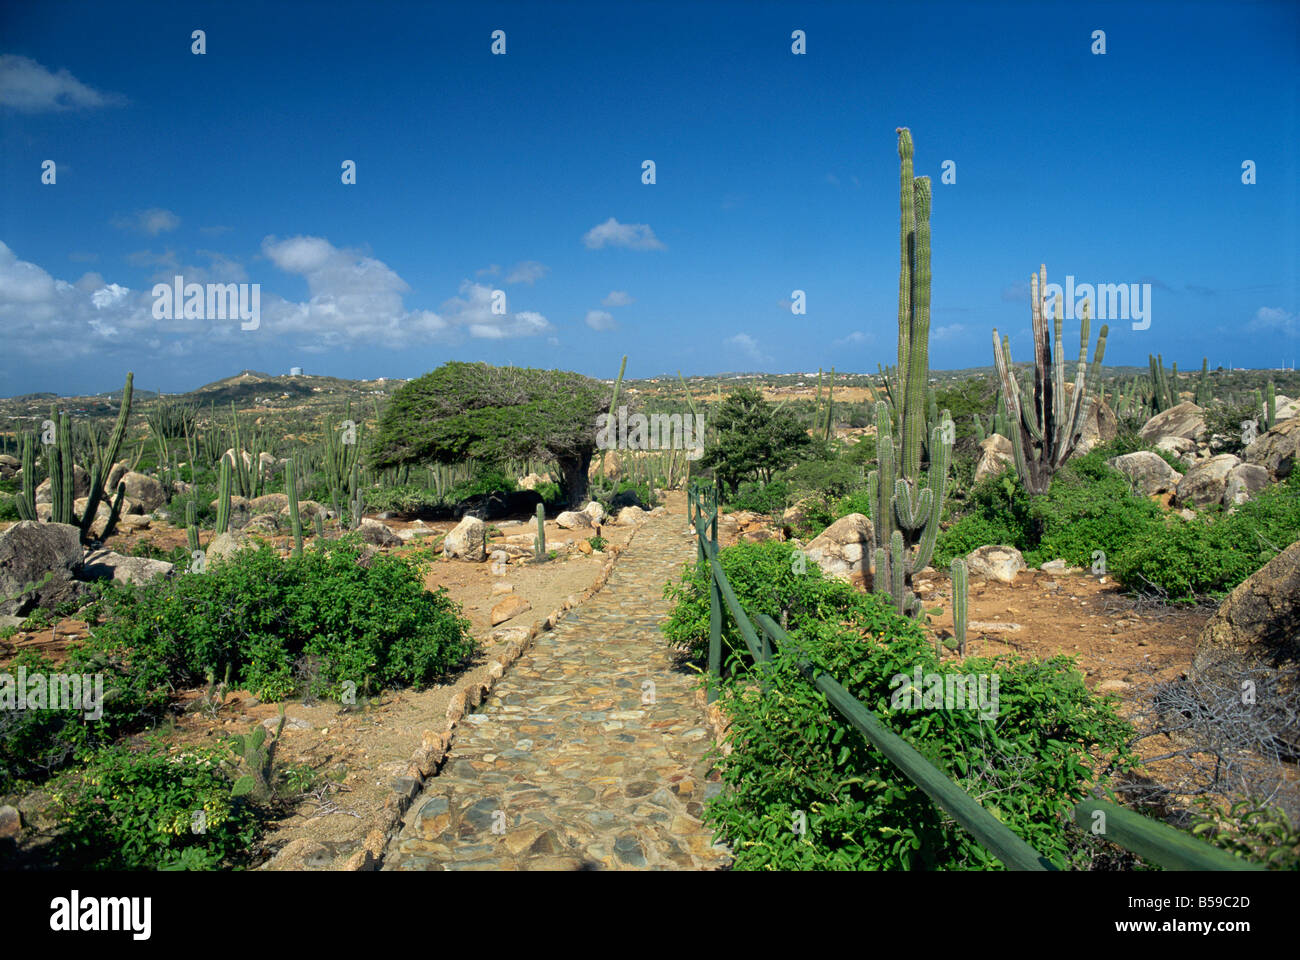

left=804, top=513, right=873, bottom=583
left=590, top=450, right=622, bottom=481
left=974, top=434, right=1014, bottom=483
left=1273, top=396, right=1299, bottom=421
left=80, top=549, right=175, bottom=586
left=357, top=518, right=402, bottom=547
left=289, top=499, right=328, bottom=520
left=250, top=493, right=289, bottom=514
left=1244, top=417, right=1300, bottom=481
left=0, top=454, right=19, bottom=479
left=0, top=521, right=85, bottom=616
left=582, top=501, right=606, bottom=524
left=105, top=460, right=131, bottom=495
left=118, top=471, right=167, bottom=512
left=1107, top=451, right=1182, bottom=496
left=116, top=514, right=152, bottom=532
left=0, top=805, right=20, bottom=839
left=964, top=545, right=1027, bottom=583
left=1139, top=401, right=1206, bottom=443
left=1175, top=454, right=1241, bottom=508
left=616, top=505, right=646, bottom=525
left=1223, top=462, right=1271, bottom=506
left=35, top=464, right=91, bottom=503
left=1192, top=538, right=1300, bottom=696
left=556, top=510, right=592, bottom=530
left=490, top=596, right=532, bottom=626
left=1074, top=394, right=1118, bottom=456
left=204, top=531, right=252, bottom=563
left=443, top=516, right=488, bottom=561
left=1154, top=435, right=1196, bottom=458
left=517, top=473, right=547, bottom=491
left=244, top=513, right=281, bottom=535
left=209, top=496, right=252, bottom=530
left=258, top=451, right=279, bottom=479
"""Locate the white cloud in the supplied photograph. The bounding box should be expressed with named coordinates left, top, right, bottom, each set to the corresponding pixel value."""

left=113, top=208, right=181, bottom=236
left=476, top=263, right=501, bottom=277
left=602, top=290, right=633, bottom=307
left=0, top=54, right=126, bottom=112
left=585, top=310, right=616, bottom=331
left=725, top=333, right=771, bottom=365
left=934, top=323, right=965, bottom=341
left=504, top=260, right=548, bottom=285
left=582, top=217, right=665, bottom=251
left=833, top=331, right=871, bottom=346
left=1249, top=306, right=1297, bottom=336
left=436, top=280, right=553, bottom=340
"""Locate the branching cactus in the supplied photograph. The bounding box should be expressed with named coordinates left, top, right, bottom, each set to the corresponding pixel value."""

left=992, top=265, right=1108, bottom=496
left=229, top=704, right=285, bottom=803
left=865, top=128, right=957, bottom=621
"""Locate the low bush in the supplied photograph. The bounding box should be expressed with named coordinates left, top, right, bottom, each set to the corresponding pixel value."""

left=45, top=742, right=261, bottom=870
left=662, top=540, right=1135, bottom=870
left=726, top=480, right=789, bottom=514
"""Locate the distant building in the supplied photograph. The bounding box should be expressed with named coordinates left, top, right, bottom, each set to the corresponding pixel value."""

left=290, top=367, right=303, bottom=376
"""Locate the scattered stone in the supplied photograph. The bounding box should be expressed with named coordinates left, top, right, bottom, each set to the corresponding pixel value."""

left=358, top=518, right=402, bottom=547
left=556, top=510, right=592, bottom=530
left=491, top=596, right=532, bottom=626
left=118, top=471, right=167, bottom=513
left=964, top=545, right=1027, bottom=584
left=805, top=513, right=873, bottom=583
left=582, top=501, right=606, bottom=523
left=491, top=581, right=514, bottom=596
left=617, top=506, right=646, bottom=525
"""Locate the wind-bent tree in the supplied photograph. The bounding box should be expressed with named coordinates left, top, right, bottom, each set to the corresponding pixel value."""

left=368, top=362, right=611, bottom=508
left=698, top=386, right=812, bottom=495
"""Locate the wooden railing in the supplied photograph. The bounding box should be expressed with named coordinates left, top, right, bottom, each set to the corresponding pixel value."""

left=684, top=481, right=1259, bottom=872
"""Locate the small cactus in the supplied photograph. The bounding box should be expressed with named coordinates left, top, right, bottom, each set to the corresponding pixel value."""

left=534, top=503, right=547, bottom=561
left=950, top=558, right=968, bottom=656
left=186, top=500, right=200, bottom=553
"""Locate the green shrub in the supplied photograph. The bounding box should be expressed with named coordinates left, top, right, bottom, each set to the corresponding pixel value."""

left=445, top=462, right=517, bottom=503
left=1110, top=473, right=1300, bottom=600
left=784, top=458, right=865, bottom=500
left=673, top=554, right=1136, bottom=870
left=1025, top=463, right=1165, bottom=568
left=533, top=481, right=563, bottom=505
left=834, top=488, right=874, bottom=521
left=935, top=474, right=1035, bottom=566
left=0, top=494, right=19, bottom=521
left=46, top=742, right=260, bottom=870
left=85, top=537, right=476, bottom=701
left=364, top=483, right=443, bottom=515
left=726, top=480, right=790, bottom=514
left=662, top=540, right=896, bottom=669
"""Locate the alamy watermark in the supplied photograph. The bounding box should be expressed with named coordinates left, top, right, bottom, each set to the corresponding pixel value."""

left=1041, top=276, right=1151, bottom=331
left=152, top=274, right=260, bottom=330
left=596, top=406, right=705, bottom=460
left=889, top=666, right=1000, bottom=721
left=1, top=667, right=104, bottom=720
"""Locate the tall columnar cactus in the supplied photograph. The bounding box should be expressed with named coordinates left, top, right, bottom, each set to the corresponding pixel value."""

left=1196, top=358, right=1212, bottom=406
left=186, top=500, right=200, bottom=553
left=1264, top=380, right=1276, bottom=431
left=534, top=502, right=547, bottom=561
left=1148, top=354, right=1175, bottom=413
left=313, top=512, right=325, bottom=542
left=286, top=457, right=303, bottom=558
left=866, top=128, right=956, bottom=621
left=15, top=432, right=37, bottom=522
left=992, top=265, right=1108, bottom=496
left=950, top=558, right=968, bottom=656
left=216, top=456, right=233, bottom=536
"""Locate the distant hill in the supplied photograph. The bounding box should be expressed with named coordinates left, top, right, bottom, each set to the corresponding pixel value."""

left=177, top=370, right=401, bottom=406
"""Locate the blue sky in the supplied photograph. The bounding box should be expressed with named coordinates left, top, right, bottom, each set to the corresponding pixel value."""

left=1, top=0, right=1296, bottom=396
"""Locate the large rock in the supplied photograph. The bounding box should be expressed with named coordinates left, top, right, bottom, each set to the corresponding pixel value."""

left=119, top=471, right=167, bottom=512
left=1139, top=402, right=1206, bottom=443
left=517, top=473, right=547, bottom=491
left=357, top=518, right=402, bottom=547
left=1154, top=435, right=1196, bottom=461
left=105, top=460, right=131, bottom=495
left=443, top=516, right=488, bottom=561
left=556, top=510, right=592, bottom=530
left=616, top=505, right=646, bottom=525
left=965, top=545, right=1027, bottom=583
left=974, top=434, right=1014, bottom=483
left=1244, top=417, right=1300, bottom=481
left=1175, top=454, right=1241, bottom=508
left=1192, top=538, right=1300, bottom=697
left=0, top=454, right=19, bottom=479
left=35, top=464, right=91, bottom=503
left=805, top=513, right=873, bottom=583
left=1223, top=462, right=1271, bottom=507
left=244, top=513, right=281, bottom=535
left=1075, top=395, right=1118, bottom=456
left=582, top=501, right=606, bottom=524
left=209, top=496, right=252, bottom=530
left=1107, top=451, right=1183, bottom=496
left=204, top=531, right=252, bottom=563
left=250, top=493, right=289, bottom=514
left=0, top=521, right=85, bottom=615
left=80, top=549, right=175, bottom=586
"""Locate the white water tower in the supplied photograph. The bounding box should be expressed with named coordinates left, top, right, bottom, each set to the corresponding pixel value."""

left=290, top=366, right=303, bottom=376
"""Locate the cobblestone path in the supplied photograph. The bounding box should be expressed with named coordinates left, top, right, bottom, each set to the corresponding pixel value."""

left=383, top=508, right=732, bottom=871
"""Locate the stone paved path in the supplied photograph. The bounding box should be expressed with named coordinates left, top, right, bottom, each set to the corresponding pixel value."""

left=383, top=507, right=732, bottom=871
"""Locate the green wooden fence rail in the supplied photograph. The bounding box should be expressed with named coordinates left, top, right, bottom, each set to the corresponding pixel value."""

left=684, top=481, right=1260, bottom=872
